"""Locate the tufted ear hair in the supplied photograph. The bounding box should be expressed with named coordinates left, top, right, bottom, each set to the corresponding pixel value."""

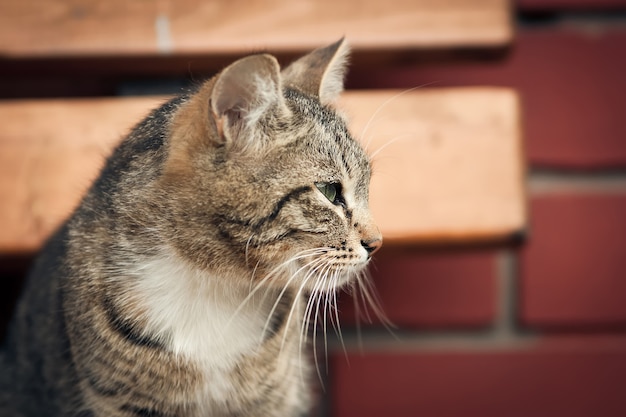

left=210, top=54, right=286, bottom=151
left=281, top=38, right=350, bottom=104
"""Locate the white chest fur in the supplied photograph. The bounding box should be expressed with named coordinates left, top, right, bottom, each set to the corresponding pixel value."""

left=125, top=250, right=308, bottom=414
left=130, top=252, right=271, bottom=370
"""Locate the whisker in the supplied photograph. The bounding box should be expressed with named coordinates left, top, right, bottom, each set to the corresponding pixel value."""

left=299, top=269, right=317, bottom=353
left=248, top=260, right=262, bottom=292
left=311, top=264, right=333, bottom=390
left=350, top=281, right=365, bottom=354
left=227, top=248, right=328, bottom=332
left=356, top=275, right=374, bottom=324
left=226, top=269, right=279, bottom=332
left=358, top=271, right=398, bottom=336
left=361, top=83, right=438, bottom=150
left=296, top=261, right=329, bottom=386
left=292, top=259, right=331, bottom=389
left=369, top=132, right=418, bottom=161
left=244, top=234, right=255, bottom=267
left=322, top=270, right=334, bottom=374
left=255, top=247, right=328, bottom=302
left=300, top=260, right=330, bottom=346
left=331, top=271, right=350, bottom=363
left=293, top=259, right=328, bottom=357
left=267, top=255, right=327, bottom=344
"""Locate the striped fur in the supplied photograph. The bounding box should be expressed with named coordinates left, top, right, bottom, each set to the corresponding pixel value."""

left=1, top=39, right=381, bottom=416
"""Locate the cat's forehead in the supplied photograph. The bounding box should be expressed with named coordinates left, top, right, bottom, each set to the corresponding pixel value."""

left=283, top=89, right=371, bottom=189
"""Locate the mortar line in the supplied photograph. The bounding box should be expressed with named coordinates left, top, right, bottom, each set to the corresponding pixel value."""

left=529, top=170, right=626, bottom=195
left=493, top=250, right=518, bottom=339
left=326, top=330, right=539, bottom=353
left=326, top=250, right=542, bottom=353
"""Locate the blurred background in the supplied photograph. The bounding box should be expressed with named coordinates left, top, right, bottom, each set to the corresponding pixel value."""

left=1, top=1, right=625, bottom=416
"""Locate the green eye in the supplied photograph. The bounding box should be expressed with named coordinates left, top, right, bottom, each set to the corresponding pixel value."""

left=315, top=182, right=338, bottom=204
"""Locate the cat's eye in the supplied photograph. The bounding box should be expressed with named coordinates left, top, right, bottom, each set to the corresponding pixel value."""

left=315, top=182, right=339, bottom=204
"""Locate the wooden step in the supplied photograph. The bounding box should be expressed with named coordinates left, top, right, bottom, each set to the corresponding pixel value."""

left=343, top=89, right=526, bottom=245
left=0, top=0, right=513, bottom=58
left=0, top=88, right=526, bottom=253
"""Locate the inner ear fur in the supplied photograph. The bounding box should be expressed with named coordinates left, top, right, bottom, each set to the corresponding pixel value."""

left=281, top=38, right=350, bottom=104
left=210, top=53, right=286, bottom=150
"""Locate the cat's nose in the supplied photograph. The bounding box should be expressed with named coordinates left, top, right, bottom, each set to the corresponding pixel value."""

left=361, top=237, right=382, bottom=257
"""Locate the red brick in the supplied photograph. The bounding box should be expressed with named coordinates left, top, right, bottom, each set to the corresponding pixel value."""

left=338, top=249, right=497, bottom=328
left=520, top=194, right=626, bottom=328
left=348, top=28, right=626, bottom=168
left=332, top=336, right=626, bottom=417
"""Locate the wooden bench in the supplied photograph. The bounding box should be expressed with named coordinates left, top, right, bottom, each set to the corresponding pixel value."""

left=0, top=0, right=524, bottom=254
left=0, top=0, right=512, bottom=58
left=0, top=0, right=524, bottom=339
left=0, top=87, right=525, bottom=253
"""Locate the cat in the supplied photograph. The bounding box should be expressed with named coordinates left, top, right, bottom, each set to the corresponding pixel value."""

left=0, top=38, right=382, bottom=417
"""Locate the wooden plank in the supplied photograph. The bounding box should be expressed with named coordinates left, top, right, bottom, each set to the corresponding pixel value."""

left=0, top=97, right=159, bottom=253
left=0, top=0, right=513, bottom=58
left=0, top=88, right=526, bottom=252
left=342, top=89, right=526, bottom=244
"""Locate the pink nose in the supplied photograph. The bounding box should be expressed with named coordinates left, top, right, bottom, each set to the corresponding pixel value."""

left=361, top=237, right=382, bottom=257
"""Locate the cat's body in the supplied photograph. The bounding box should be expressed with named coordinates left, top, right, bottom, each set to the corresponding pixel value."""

left=0, top=39, right=381, bottom=417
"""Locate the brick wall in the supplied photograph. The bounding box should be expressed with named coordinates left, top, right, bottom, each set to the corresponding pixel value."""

left=1, top=2, right=624, bottom=416
left=331, top=2, right=626, bottom=416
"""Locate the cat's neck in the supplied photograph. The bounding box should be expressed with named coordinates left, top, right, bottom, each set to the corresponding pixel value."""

left=127, top=247, right=294, bottom=369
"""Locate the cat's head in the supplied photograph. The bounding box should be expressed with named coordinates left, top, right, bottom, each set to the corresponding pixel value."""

left=160, top=39, right=381, bottom=291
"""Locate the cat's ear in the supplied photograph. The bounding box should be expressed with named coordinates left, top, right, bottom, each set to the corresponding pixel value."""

left=210, top=54, right=285, bottom=150
left=282, top=38, right=350, bottom=104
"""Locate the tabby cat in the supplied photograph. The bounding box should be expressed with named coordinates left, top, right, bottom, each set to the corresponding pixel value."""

left=0, top=38, right=382, bottom=417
